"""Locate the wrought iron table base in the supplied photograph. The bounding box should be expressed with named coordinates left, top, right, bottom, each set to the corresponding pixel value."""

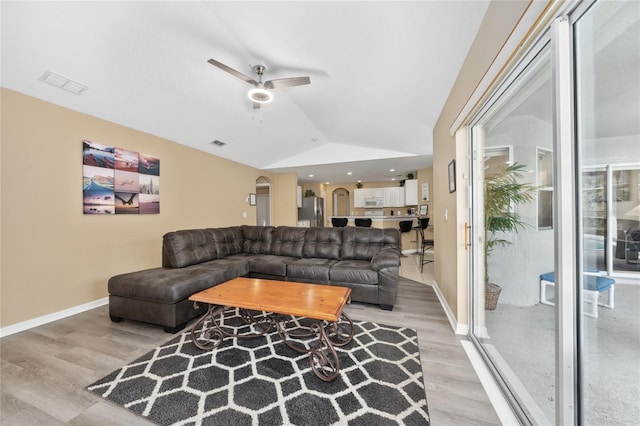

left=189, top=304, right=354, bottom=381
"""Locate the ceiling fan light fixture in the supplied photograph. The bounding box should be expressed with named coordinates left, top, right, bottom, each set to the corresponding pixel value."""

left=248, top=87, right=273, bottom=104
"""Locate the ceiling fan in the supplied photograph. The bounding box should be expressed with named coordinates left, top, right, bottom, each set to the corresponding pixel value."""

left=207, top=58, right=310, bottom=108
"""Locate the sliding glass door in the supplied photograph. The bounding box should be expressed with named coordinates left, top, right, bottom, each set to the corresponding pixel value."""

left=470, top=42, right=555, bottom=423
left=469, top=0, right=639, bottom=423
left=575, top=1, right=640, bottom=423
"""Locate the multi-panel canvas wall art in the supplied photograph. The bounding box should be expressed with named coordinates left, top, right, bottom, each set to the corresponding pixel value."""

left=83, top=140, right=160, bottom=214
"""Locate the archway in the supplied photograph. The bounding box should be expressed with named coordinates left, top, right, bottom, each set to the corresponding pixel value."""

left=332, top=188, right=350, bottom=216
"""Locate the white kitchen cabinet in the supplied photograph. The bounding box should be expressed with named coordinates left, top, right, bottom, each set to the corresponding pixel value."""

left=361, top=189, right=375, bottom=199
left=395, top=187, right=405, bottom=206
left=354, top=188, right=365, bottom=208
left=357, top=187, right=409, bottom=208
left=404, top=179, right=418, bottom=206
left=384, top=187, right=405, bottom=207
left=383, top=188, right=393, bottom=207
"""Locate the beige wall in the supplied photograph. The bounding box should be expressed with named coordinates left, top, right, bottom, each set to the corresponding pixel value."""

left=272, top=173, right=298, bottom=226
left=301, top=183, right=323, bottom=199
left=432, top=1, right=531, bottom=326
left=416, top=167, right=433, bottom=213
left=416, top=167, right=434, bottom=241
left=0, top=89, right=293, bottom=327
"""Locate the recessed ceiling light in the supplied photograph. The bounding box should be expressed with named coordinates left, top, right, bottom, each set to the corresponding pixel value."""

left=389, top=169, right=395, bottom=172
left=357, top=180, right=362, bottom=183
left=391, top=178, right=396, bottom=181
left=309, top=174, right=314, bottom=178
left=325, top=182, right=330, bottom=185
left=347, top=172, right=352, bottom=175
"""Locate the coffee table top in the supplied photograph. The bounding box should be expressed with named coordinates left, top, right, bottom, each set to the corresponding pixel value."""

left=189, top=277, right=351, bottom=322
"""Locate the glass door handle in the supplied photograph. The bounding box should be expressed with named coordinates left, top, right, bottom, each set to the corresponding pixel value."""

left=465, top=222, right=470, bottom=251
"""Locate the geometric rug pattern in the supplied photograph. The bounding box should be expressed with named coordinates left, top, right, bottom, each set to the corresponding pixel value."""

left=88, top=307, right=430, bottom=425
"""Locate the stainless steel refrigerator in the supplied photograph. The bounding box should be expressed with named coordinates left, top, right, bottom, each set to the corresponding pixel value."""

left=298, top=197, right=325, bottom=227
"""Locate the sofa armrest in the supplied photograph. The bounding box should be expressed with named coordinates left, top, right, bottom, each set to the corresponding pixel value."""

left=372, top=248, right=400, bottom=310
left=370, top=248, right=401, bottom=271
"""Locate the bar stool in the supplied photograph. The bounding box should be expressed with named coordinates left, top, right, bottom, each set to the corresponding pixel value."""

left=331, top=218, right=348, bottom=227
left=354, top=218, right=372, bottom=227
left=399, top=220, right=414, bottom=257
left=416, top=218, right=433, bottom=272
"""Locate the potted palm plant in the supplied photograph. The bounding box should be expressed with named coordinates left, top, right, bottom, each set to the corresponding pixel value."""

left=484, top=162, right=536, bottom=310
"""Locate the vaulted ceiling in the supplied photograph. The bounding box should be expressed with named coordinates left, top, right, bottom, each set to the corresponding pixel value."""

left=1, top=1, right=490, bottom=184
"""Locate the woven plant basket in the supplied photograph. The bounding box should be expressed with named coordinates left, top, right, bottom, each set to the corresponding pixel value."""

left=485, top=283, right=502, bottom=310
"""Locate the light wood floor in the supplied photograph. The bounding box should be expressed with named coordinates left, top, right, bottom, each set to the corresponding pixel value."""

left=0, top=255, right=500, bottom=425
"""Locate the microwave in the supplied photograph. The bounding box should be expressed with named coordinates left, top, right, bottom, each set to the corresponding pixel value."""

left=364, top=197, right=383, bottom=207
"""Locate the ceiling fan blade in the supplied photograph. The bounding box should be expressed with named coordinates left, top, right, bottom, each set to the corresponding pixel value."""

left=264, top=76, right=310, bottom=90
left=207, top=59, right=257, bottom=86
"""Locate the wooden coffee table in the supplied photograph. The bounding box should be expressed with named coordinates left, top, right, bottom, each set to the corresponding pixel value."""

left=188, top=277, right=354, bottom=381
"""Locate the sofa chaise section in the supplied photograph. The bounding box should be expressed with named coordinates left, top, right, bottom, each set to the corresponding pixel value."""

left=109, top=227, right=250, bottom=332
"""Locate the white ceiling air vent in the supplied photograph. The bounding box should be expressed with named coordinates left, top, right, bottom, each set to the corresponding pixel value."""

left=211, top=140, right=226, bottom=147
left=39, top=71, right=88, bottom=95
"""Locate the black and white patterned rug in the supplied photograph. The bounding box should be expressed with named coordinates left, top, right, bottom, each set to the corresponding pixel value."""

left=88, top=308, right=429, bottom=425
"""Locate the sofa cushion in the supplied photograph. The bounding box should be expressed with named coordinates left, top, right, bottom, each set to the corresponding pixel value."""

left=287, top=258, right=338, bottom=282
left=303, top=227, right=342, bottom=259
left=271, top=226, right=307, bottom=258
left=108, top=265, right=230, bottom=304
left=211, top=226, right=244, bottom=258
left=340, top=227, right=400, bottom=261
left=162, top=229, right=218, bottom=268
left=330, top=259, right=378, bottom=284
left=199, top=257, right=251, bottom=279
left=241, top=225, right=275, bottom=254
left=248, top=254, right=296, bottom=277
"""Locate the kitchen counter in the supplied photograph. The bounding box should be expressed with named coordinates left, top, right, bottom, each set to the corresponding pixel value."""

left=329, top=215, right=426, bottom=221
left=327, top=216, right=433, bottom=253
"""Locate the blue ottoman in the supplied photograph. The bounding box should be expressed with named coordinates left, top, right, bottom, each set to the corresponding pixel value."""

left=539, top=271, right=615, bottom=318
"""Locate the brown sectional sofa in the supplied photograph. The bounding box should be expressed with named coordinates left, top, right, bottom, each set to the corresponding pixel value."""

left=108, top=225, right=401, bottom=333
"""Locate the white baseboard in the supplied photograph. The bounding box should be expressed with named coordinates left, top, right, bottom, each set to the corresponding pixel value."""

left=461, top=340, right=520, bottom=425
left=455, top=322, right=469, bottom=335
left=431, top=279, right=468, bottom=335
left=0, top=297, right=109, bottom=338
